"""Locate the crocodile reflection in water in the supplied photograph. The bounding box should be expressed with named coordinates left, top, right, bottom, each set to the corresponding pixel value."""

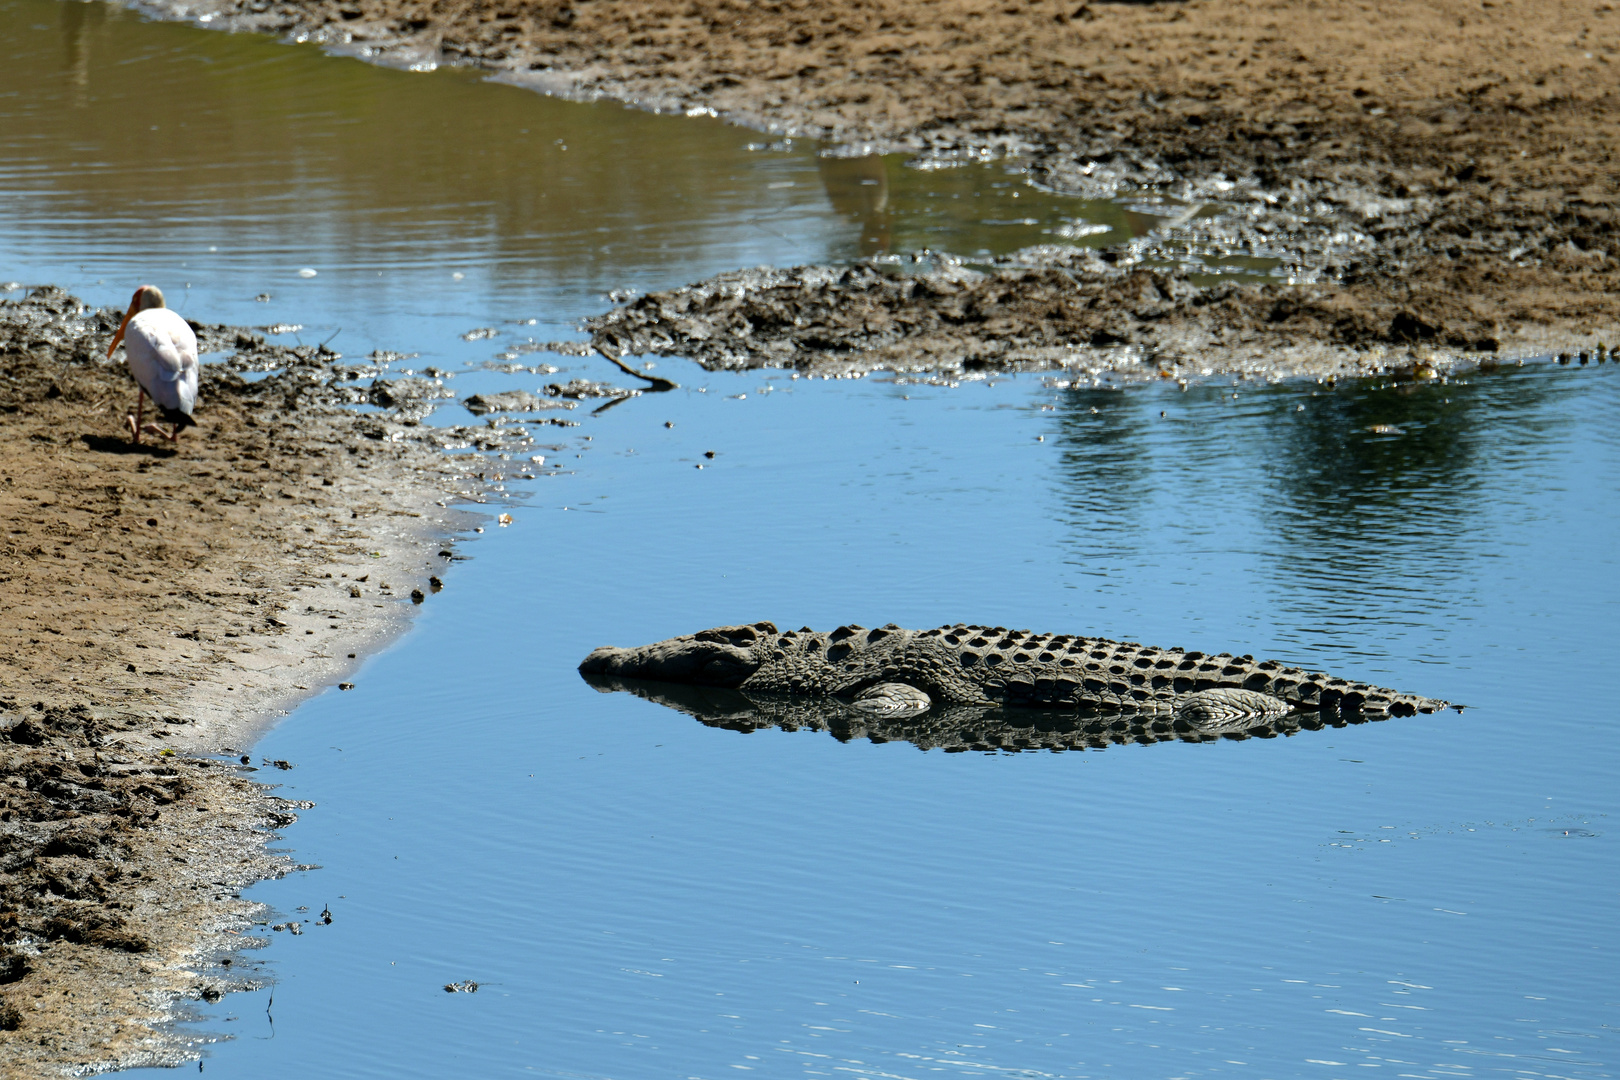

left=581, top=674, right=1423, bottom=754
left=580, top=621, right=1452, bottom=750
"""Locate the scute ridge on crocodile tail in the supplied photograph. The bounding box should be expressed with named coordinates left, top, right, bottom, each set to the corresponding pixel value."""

left=579, top=623, right=1450, bottom=718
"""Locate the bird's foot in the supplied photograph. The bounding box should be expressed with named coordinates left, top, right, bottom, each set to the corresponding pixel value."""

left=126, top=413, right=141, bottom=443
left=140, top=422, right=175, bottom=443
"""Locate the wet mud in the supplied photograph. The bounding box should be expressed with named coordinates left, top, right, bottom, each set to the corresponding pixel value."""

left=0, top=287, right=480, bottom=1075
left=135, top=0, right=1620, bottom=377
left=584, top=251, right=1564, bottom=382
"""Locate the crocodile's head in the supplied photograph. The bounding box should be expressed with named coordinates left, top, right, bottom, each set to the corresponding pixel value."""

left=579, top=622, right=778, bottom=688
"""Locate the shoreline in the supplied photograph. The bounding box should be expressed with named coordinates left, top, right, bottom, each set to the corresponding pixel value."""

left=122, top=0, right=1620, bottom=375
left=0, top=286, right=483, bottom=1075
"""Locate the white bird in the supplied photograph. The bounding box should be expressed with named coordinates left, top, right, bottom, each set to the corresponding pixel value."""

left=106, top=285, right=199, bottom=444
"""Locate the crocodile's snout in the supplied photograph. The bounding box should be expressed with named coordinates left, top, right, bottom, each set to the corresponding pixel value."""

left=579, top=638, right=762, bottom=687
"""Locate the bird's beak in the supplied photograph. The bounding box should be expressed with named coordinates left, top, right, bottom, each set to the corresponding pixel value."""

left=107, top=298, right=138, bottom=359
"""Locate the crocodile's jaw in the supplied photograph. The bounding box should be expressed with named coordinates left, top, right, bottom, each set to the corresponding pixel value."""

left=578, top=622, right=775, bottom=688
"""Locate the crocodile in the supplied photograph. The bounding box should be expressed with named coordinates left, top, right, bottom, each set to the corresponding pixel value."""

left=578, top=621, right=1452, bottom=725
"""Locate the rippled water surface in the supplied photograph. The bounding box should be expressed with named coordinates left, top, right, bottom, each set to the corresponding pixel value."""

left=3, top=2, right=1617, bottom=1078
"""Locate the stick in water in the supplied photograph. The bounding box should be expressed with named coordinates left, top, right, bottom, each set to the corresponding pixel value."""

left=595, top=346, right=677, bottom=392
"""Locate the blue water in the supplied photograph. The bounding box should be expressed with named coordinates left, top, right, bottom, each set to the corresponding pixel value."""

left=0, top=1, right=1615, bottom=1077
left=128, top=363, right=1616, bottom=1080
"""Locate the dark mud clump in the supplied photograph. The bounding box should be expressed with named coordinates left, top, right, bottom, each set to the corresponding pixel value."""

left=1, top=704, right=300, bottom=1073
left=584, top=249, right=1544, bottom=381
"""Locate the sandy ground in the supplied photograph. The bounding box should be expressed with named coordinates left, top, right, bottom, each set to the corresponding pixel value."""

left=0, top=286, right=493, bottom=1075
left=139, top=0, right=1620, bottom=375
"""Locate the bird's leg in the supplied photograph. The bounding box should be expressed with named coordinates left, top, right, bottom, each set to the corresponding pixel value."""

left=127, top=389, right=145, bottom=443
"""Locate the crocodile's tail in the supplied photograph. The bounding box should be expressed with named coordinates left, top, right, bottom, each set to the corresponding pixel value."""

left=1244, top=668, right=1448, bottom=718
left=1104, top=642, right=1451, bottom=719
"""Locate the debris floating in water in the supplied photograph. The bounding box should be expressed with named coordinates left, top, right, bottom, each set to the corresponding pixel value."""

left=297, top=268, right=318, bottom=278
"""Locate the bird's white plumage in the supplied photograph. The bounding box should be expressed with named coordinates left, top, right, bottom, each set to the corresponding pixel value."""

left=123, top=307, right=198, bottom=416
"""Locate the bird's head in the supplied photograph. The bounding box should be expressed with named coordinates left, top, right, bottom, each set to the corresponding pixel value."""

left=107, top=285, right=166, bottom=358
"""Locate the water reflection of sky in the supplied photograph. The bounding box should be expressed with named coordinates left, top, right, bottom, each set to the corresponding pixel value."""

left=3, top=1, right=1617, bottom=1078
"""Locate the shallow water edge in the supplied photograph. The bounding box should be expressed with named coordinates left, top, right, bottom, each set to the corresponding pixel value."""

left=0, top=286, right=479, bottom=1075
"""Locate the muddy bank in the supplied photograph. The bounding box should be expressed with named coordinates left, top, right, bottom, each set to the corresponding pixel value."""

left=583, top=249, right=1612, bottom=382
left=135, top=0, right=1620, bottom=375
left=0, top=286, right=483, bottom=1075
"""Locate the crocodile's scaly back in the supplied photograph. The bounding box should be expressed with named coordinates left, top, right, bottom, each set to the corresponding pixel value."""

left=579, top=621, right=1451, bottom=719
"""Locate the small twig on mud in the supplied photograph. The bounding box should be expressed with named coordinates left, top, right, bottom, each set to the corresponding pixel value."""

left=594, top=346, right=677, bottom=392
